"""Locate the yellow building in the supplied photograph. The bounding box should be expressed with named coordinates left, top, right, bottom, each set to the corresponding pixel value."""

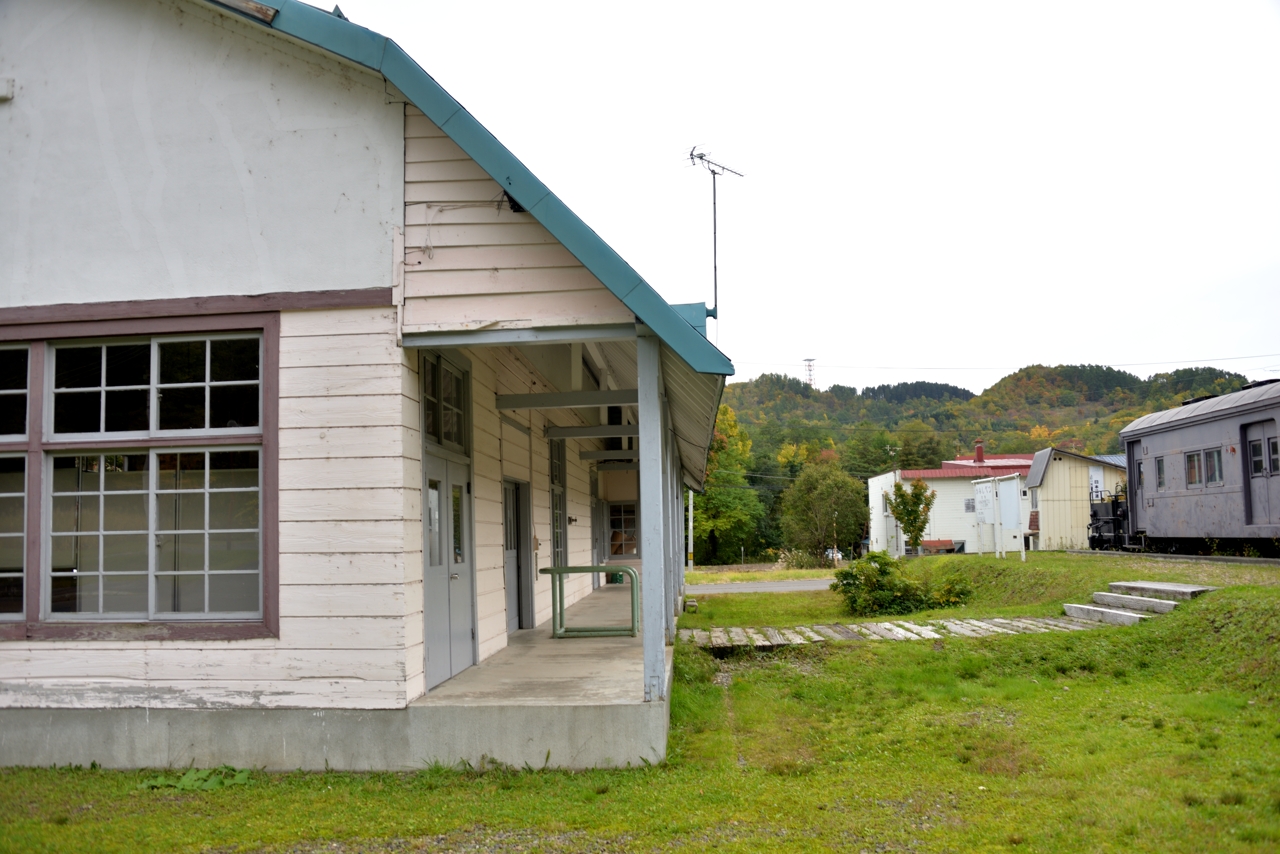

left=1026, top=448, right=1128, bottom=550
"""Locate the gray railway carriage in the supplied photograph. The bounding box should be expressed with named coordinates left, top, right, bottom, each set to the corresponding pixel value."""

left=1110, top=380, right=1280, bottom=556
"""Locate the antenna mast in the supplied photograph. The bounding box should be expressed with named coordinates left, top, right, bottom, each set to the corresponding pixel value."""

left=689, top=147, right=742, bottom=324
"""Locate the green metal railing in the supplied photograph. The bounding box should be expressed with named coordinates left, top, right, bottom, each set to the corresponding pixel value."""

left=539, top=565, right=638, bottom=638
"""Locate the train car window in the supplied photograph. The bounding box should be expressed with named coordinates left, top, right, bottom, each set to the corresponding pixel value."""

left=1204, top=449, right=1223, bottom=485
left=1250, top=440, right=1266, bottom=476
left=1155, top=457, right=1165, bottom=490
left=1270, top=438, right=1279, bottom=475
left=1137, top=461, right=1144, bottom=489
left=1185, top=452, right=1203, bottom=487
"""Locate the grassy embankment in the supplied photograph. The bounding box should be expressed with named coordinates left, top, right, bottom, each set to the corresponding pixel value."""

left=1, top=555, right=1277, bottom=853
left=678, top=551, right=1280, bottom=629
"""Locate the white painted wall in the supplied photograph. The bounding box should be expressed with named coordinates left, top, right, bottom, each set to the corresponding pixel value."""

left=0, top=0, right=403, bottom=307
left=867, top=472, right=1033, bottom=557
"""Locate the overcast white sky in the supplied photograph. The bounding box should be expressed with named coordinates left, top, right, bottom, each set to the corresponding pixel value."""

left=343, top=0, right=1280, bottom=394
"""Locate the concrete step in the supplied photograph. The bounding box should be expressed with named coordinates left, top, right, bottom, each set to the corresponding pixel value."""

left=1108, top=581, right=1218, bottom=601
left=1063, top=603, right=1151, bottom=626
left=1092, top=591, right=1177, bottom=613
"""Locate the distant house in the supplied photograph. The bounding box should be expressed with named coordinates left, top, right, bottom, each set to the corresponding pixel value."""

left=1025, top=448, right=1127, bottom=550
left=867, top=442, right=1034, bottom=556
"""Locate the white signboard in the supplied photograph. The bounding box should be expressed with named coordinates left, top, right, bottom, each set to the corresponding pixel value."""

left=973, top=481, right=995, bottom=524
left=998, top=478, right=1021, bottom=531
left=1089, top=466, right=1105, bottom=500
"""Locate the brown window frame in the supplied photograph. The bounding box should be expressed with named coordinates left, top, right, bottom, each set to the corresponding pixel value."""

left=0, top=313, right=280, bottom=642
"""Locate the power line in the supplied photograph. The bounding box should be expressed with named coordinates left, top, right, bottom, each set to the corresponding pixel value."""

left=732, top=351, right=1280, bottom=372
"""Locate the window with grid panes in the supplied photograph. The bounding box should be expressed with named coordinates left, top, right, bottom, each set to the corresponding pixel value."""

left=0, top=457, right=24, bottom=616
left=608, top=502, right=637, bottom=557
left=421, top=353, right=468, bottom=455
left=43, top=336, right=262, bottom=620
left=0, top=348, right=28, bottom=437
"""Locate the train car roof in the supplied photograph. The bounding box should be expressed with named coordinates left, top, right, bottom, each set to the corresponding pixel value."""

left=1120, top=380, right=1280, bottom=439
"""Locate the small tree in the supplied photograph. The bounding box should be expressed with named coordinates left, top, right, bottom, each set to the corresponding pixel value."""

left=778, top=458, right=868, bottom=564
left=694, top=405, right=765, bottom=563
left=886, top=478, right=937, bottom=553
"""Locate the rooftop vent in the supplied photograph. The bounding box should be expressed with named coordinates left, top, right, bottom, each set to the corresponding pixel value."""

left=1180, top=394, right=1219, bottom=406
left=1241, top=379, right=1280, bottom=390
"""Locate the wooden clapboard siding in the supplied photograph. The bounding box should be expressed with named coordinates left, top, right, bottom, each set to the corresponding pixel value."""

left=402, top=106, right=633, bottom=334
left=279, top=427, right=420, bottom=462
left=0, top=679, right=408, bottom=710
left=279, top=553, right=406, bottom=587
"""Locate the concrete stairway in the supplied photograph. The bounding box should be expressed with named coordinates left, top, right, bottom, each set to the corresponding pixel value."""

left=1063, top=580, right=1217, bottom=626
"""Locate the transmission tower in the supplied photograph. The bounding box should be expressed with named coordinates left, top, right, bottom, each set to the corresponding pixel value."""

left=804, top=358, right=816, bottom=388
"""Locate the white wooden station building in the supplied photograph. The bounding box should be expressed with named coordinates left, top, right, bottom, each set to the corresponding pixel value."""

left=0, top=0, right=731, bottom=769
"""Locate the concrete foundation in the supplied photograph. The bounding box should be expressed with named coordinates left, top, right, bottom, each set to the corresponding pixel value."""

left=0, top=587, right=673, bottom=771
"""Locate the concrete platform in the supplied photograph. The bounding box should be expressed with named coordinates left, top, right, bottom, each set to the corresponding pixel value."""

left=0, top=585, right=671, bottom=771
left=1108, top=581, right=1218, bottom=601
left=1092, top=591, right=1178, bottom=613
left=1063, top=603, right=1150, bottom=626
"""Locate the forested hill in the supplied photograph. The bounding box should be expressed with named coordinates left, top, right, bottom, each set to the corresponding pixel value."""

left=723, top=364, right=1248, bottom=461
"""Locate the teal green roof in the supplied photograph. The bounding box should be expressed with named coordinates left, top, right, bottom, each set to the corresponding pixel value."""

left=218, top=0, right=734, bottom=377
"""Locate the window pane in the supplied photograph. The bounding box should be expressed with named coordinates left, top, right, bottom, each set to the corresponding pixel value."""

left=51, top=535, right=98, bottom=572
left=0, top=458, right=23, bottom=494
left=209, top=573, right=258, bottom=612
left=210, top=339, right=259, bottom=382
left=51, top=574, right=98, bottom=613
left=209, top=452, right=258, bottom=489
left=158, top=452, right=206, bottom=490
left=54, top=347, right=101, bottom=389
left=0, top=496, right=22, bottom=534
left=209, top=532, right=259, bottom=571
left=0, top=536, right=23, bottom=571
left=423, top=360, right=436, bottom=403
left=101, top=574, right=147, bottom=613
left=1251, top=441, right=1265, bottom=475
left=452, top=484, right=464, bottom=564
left=209, top=385, right=259, bottom=429
left=105, top=344, right=150, bottom=387
left=54, top=391, right=101, bottom=433
left=103, top=534, right=148, bottom=572
left=0, top=349, right=28, bottom=390
left=0, top=395, right=25, bottom=436
left=158, top=386, right=205, bottom=430
left=209, top=491, right=257, bottom=530
left=104, top=455, right=148, bottom=492
left=1186, top=453, right=1201, bottom=486
left=156, top=573, right=204, bottom=613
left=0, top=574, right=21, bottom=613
left=157, top=493, right=204, bottom=531
left=1156, top=458, right=1165, bottom=489
left=157, top=533, right=204, bottom=573
left=103, top=494, right=147, bottom=531
left=443, top=368, right=461, bottom=407
left=427, top=480, right=441, bottom=566
left=159, top=341, right=206, bottom=384
left=1270, top=439, right=1279, bottom=474
left=1206, top=450, right=1222, bottom=484
left=52, top=495, right=98, bottom=533
left=104, top=389, right=149, bottom=432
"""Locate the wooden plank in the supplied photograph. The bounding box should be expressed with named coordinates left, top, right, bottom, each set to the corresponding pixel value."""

left=778, top=628, right=808, bottom=645
left=404, top=266, right=606, bottom=298
left=404, top=222, right=557, bottom=248
left=859, top=623, right=904, bottom=640
left=280, top=364, right=405, bottom=398
left=279, top=426, right=417, bottom=461
left=404, top=135, right=468, bottom=163
left=280, top=333, right=404, bottom=369
left=844, top=624, right=880, bottom=640
left=989, top=618, right=1046, bottom=634
left=965, top=619, right=1017, bottom=635
left=497, top=389, right=637, bottom=410
left=279, top=552, right=406, bottom=586
left=744, top=627, right=770, bottom=648
left=763, top=627, right=785, bottom=646
left=937, top=620, right=982, bottom=638
left=810, top=625, right=844, bottom=641
left=280, top=307, right=397, bottom=338
left=279, top=520, right=410, bottom=554
left=727, top=627, right=749, bottom=646
left=129, top=648, right=405, bottom=682
left=677, top=629, right=696, bottom=642
left=796, top=626, right=824, bottom=642
left=0, top=679, right=408, bottom=710
left=404, top=159, right=493, bottom=183
left=279, top=456, right=416, bottom=490
left=279, top=394, right=409, bottom=429
left=405, top=243, right=582, bottom=271
left=404, top=114, right=446, bottom=138
left=405, top=179, right=503, bottom=203
left=1036, top=616, right=1093, bottom=632
left=897, top=621, right=943, bottom=640
left=692, top=629, right=711, bottom=647
left=279, top=488, right=418, bottom=522
left=710, top=628, right=730, bottom=648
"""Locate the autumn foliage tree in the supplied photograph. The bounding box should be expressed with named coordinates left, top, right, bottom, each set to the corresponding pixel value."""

left=778, top=457, right=868, bottom=564
left=693, top=405, right=765, bottom=564
left=886, top=478, right=938, bottom=552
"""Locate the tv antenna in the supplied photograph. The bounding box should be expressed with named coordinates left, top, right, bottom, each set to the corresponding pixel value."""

left=689, top=147, right=743, bottom=326
left=804, top=358, right=816, bottom=388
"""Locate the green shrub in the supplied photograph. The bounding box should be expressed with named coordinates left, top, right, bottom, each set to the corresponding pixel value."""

left=829, top=551, right=972, bottom=617
left=779, top=548, right=823, bottom=569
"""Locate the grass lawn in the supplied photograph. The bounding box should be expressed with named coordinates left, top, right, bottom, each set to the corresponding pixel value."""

left=679, top=551, right=1280, bottom=629
left=2, top=558, right=1278, bottom=853
left=686, top=568, right=832, bottom=585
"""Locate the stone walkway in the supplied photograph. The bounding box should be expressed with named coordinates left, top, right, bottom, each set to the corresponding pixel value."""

left=678, top=614, right=1102, bottom=650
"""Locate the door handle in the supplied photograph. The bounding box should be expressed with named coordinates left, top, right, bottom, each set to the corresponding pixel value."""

left=450, top=573, right=459, bottom=580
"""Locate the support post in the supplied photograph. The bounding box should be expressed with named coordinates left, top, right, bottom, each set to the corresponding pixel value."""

left=637, top=336, right=666, bottom=702
left=687, top=487, right=694, bottom=584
